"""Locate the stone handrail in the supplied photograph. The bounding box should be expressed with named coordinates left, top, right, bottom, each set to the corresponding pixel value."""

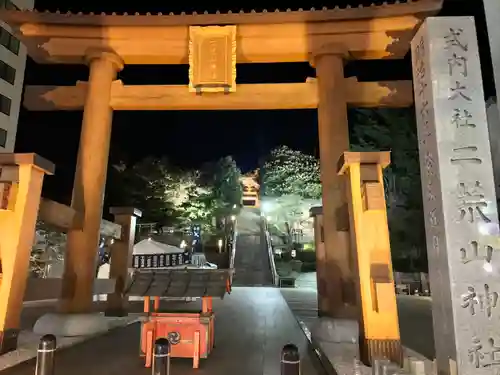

left=229, top=225, right=237, bottom=284
left=28, top=199, right=121, bottom=303
left=263, top=223, right=279, bottom=286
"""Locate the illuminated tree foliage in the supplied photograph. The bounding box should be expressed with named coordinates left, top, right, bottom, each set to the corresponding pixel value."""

left=262, top=146, right=321, bottom=199
left=199, top=156, right=243, bottom=218
left=106, top=155, right=242, bottom=228
left=106, top=156, right=181, bottom=225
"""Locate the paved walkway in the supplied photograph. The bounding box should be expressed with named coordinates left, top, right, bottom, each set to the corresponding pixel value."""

left=3, top=288, right=326, bottom=375
left=282, top=272, right=435, bottom=360
left=0, top=301, right=142, bottom=371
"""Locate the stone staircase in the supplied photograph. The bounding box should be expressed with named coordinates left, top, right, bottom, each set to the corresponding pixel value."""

left=232, top=209, right=274, bottom=287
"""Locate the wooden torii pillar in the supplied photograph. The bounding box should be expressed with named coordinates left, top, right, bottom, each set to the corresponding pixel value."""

left=60, top=49, right=124, bottom=314
left=0, top=154, right=54, bottom=353
left=338, top=151, right=401, bottom=366
left=106, top=207, right=142, bottom=317
left=312, top=44, right=356, bottom=318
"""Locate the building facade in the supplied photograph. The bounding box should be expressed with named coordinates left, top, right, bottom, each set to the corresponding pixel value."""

left=0, top=0, right=33, bottom=152
left=240, top=174, right=260, bottom=208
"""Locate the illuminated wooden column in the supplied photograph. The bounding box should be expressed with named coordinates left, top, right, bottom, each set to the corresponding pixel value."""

left=0, top=154, right=54, bottom=353
left=61, top=50, right=124, bottom=314
left=312, top=46, right=354, bottom=317
left=105, top=207, right=142, bottom=317
left=309, top=206, right=329, bottom=316
left=338, top=151, right=402, bottom=366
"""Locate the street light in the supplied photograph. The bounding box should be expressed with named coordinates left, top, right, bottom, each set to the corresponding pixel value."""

left=261, top=201, right=273, bottom=213
left=230, top=215, right=236, bottom=221
left=218, top=238, right=223, bottom=253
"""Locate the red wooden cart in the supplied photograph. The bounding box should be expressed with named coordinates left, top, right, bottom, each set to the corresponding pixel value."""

left=125, top=269, right=233, bottom=369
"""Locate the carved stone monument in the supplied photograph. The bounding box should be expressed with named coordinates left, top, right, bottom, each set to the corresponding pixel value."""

left=188, top=25, right=236, bottom=94
left=411, top=17, right=500, bottom=375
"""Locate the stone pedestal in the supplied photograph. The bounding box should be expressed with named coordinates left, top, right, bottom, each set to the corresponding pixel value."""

left=311, top=318, right=359, bottom=344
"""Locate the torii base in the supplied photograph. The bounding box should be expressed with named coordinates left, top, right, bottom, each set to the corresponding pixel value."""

left=33, top=313, right=109, bottom=337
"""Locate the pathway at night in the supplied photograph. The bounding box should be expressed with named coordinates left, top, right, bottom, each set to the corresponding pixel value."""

left=282, top=273, right=435, bottom=360
left=2, top=289, right=327, bottom=375
left=232, top=209, right=274, bottom=287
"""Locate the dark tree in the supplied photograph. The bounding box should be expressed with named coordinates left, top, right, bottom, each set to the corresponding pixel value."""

left=349, top=108, right=427, bottom=272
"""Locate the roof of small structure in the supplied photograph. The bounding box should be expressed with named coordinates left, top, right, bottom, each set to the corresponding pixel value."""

left=0, top=1, right=443, bottom=27
left=240, top=176, right=260, bottom=188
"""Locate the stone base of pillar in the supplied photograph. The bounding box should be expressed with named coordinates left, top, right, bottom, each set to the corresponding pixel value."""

left=0, top=329, right=19, bottom=354
left=311, top=318, right=359, bottom=344
left=33, top=313, right=109, bottom=337
left=360, top=338, right=403, bottom=367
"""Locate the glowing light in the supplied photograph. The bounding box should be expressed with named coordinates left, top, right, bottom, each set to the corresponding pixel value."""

left=180, top=240, right=187, bottom=249
left=261, top=201, right=273, bottom=213
left=230, top=215, right=236, bottom=221
left=218, top=239, right=223, bottom=248
left=483, top=262, right=493, bottom=273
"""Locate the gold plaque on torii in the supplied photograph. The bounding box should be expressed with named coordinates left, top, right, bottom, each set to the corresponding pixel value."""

left=188, top=26, right=236, bottom=94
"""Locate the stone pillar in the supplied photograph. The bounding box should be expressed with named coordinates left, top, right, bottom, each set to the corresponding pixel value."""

left=0, top=154, right=54, bottom=354
left=338, top=151, right=402, bottom=366
left=309, top=206, right=329, bottom=316
left=60, top=50, right=124, bottom=314
left=105, top=207, right=142, bottom=317
left=412, top=17, right=499, bottom=375
left=312, top=45, right=354, bottom=317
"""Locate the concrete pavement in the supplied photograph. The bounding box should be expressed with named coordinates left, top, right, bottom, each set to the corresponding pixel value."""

left=0, top=301, right=141, bottom=371
left=282, top=272, right=435, bottom=360
left=2, top=288, right=327, bottom=375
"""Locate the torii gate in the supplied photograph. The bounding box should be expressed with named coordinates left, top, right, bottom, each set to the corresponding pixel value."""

left=0, top=0, right=442, bottom=364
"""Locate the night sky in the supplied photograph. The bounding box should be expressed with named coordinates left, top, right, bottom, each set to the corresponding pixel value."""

left=13, top=0, right=494, bottom=203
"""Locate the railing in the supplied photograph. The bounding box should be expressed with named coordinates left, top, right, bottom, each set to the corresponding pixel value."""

left=263, top=220, right=279, bottom=286
left=229, top=222, right=237, bottom=284
left=26, top=198, right=121, bottom=302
